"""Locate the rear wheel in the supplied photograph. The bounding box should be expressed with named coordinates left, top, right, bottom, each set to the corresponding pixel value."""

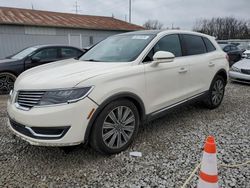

left=0, top=72, right=16, bottom=95
left=204, top=75, right=225, bottom=109
left=90, top=99, right=140, bottom=154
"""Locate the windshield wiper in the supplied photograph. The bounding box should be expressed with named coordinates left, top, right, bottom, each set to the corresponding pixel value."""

left=84, top=59, right=100, bottom=62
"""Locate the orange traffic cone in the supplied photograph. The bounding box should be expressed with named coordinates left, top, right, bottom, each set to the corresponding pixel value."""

left=197, top=136, right=219, bottom=188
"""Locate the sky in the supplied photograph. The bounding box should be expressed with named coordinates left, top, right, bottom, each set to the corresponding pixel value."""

left=0, top=0, right=249, bottom=29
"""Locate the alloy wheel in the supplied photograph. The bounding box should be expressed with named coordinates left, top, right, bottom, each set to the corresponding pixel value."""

left=0, top=73, right=15, bottom=94
left=102, top=106, right=136, bottom=149
left=211, top=79, right=224, bottom=106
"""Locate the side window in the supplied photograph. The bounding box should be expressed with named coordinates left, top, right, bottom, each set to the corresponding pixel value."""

left=61, top=48, right=82, bottom=58
left=143, top=48, right=154, bottom=62
left=154, top=34, right=182, bottom=57
left=33, top=48, right=58, bottom=60
left=230, top=45, right=237, bottom=51
left=143, top=34, right=182, bottom=62
left=203, top=37, right=216, bottom=52
left=182, top=34, right=207, bottom=55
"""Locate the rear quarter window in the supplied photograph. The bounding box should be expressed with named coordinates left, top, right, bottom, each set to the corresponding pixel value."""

left=203, top=37, right=216, bottom=52
left=182, top=34, right=207, bottom=56
left=61, top=48, right=82, bottom=58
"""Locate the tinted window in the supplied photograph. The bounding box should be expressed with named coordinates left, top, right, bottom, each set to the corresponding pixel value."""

left=182, top=34, right=207, bottom=55
left=154, top=34, right=182, bottom=57
left=33, top=48, right=58, bottom=59
left=203, top=37, right=216, bottom=52
left=61, top=48, right=82, bottom=58
left=230, top=45, right=237, bottom=50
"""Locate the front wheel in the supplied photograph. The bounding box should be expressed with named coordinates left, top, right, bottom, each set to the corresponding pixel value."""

left=90, top=99, right=140, bottom=154
left=204, top=75, right=226, bottom=109
left=0, top=72, right=16, bottom=95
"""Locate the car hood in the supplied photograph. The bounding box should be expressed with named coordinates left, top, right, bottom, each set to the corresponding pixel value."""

left=233, top=58, right=250, bottom=69
left=0, top=58, right=19, bottom=64
left=15, top=59, right=130, bottom=90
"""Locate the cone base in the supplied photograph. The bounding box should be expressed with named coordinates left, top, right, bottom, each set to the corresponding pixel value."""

left=198, top=178, right=219, bottom=188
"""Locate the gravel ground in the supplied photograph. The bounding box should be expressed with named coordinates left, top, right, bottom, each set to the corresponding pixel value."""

left=0, top=82, right=249, bottom=188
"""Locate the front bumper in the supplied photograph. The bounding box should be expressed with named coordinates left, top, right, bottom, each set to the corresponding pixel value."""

left=229, top=71, right=250, bottom=84
left=7, top=97, right=98, bottom=146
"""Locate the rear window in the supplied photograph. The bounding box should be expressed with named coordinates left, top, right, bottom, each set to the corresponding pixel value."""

left=203, top=37, right=216, bottom=52
left=182, top=34, right=207, bottom=55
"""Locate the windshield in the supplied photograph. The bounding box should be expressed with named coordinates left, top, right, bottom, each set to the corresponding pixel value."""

left=11, top=47, right=38, bottom=59
left=80, top=34, right=155, bottom=62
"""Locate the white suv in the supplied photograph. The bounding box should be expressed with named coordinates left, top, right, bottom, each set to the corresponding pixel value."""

left=7, top=30, right=229, bottom=154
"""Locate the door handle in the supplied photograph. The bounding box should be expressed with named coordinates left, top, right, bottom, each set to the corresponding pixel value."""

left=178, top=67, right=188, bottom=73
left=209, top=62, right=215, bottom=67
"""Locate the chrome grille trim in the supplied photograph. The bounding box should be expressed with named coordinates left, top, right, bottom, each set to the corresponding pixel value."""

left=18, top=97, right=41, bottom=101
left=18, top=100, right=39, bottom=104
left=17, top=91, right=45, bottom=109
left=18, top=94, right=43, bottom=98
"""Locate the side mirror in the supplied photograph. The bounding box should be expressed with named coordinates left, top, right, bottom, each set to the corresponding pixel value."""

left=151, top=51, right=175, bottom=66
left=31, top=56, right=41, bottom=63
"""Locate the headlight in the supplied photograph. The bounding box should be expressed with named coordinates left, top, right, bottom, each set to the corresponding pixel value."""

left=39, top=87, right=93, bottom=106
left=231, top=66, right=241, bottom=72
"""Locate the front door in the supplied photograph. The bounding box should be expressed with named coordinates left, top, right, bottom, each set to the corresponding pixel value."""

left=24, top=47, right=59, bottom=70
left=144, top=34, right=190, bottom=113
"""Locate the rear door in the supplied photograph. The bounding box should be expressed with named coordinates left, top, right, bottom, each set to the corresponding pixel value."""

left=24, top=47, right=59, bottom=70
left=180, top=34, right=216, bottom=94
left=144, top=34, right=191, bottom=113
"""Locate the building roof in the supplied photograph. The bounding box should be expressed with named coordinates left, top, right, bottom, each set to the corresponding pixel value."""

left=0, top=7, right=144, bottom=31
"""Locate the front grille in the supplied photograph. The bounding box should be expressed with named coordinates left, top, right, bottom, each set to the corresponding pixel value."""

left=17, top=91, right=45, bottom=108
left=241, top=69, right=250, bottom=75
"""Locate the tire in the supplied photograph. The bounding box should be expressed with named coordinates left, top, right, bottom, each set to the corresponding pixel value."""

left=90, top=99, right=140, bottom=154
left=0, top=72, right=16, bottom=95
left=204, top=75, right=226, bottom=109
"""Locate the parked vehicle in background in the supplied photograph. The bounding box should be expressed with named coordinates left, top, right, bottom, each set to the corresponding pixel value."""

left=229, top=56, right=250, bottom=84
left=242, top=50, right=250, bottom=58
left=219, top=44, right=242, bottom=66
left=0, top=45, right=84, bottom=94
left=7, top=30, right=229, bottom=154
left=242, top=44, right=250, bottom=58
left=217, top=41, right=228, bottom=45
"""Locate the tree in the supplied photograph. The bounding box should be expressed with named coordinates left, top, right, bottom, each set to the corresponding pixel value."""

left=143, top=20, right=164, bottom=30
left=193, top=17, right=250, bottom=40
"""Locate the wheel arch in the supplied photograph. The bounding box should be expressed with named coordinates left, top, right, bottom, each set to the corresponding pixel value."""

left=0, top=71, right=18, bottom=77
left=84, top=92, right=146, bottom=144
left=214, top=69, right=228, bottom=84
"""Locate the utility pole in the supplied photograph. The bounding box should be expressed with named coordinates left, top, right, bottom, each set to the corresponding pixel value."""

left=129, top=0, right=132, bottom=23
left=73, top=1, right=80, bottom=14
